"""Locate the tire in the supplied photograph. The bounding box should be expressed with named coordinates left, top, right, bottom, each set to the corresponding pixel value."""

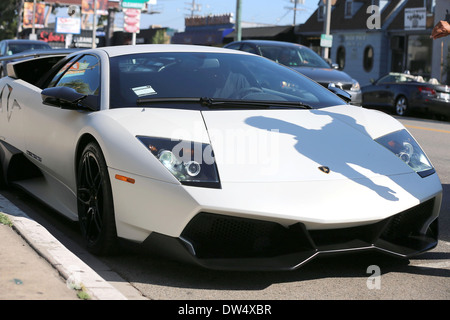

left=77, top=142, right=118, bottom=255
left=395, top=96, right=409, bottom=116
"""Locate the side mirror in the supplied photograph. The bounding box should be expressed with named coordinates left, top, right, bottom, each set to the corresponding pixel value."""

left=41, top=86, right=99, bottom=111
left=327, top=83, right=352, bottom=103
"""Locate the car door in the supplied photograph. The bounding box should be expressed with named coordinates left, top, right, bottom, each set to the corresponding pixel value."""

left=22, top=54, right=101, bottom=192
left=364, top=75, right=394, bottom=107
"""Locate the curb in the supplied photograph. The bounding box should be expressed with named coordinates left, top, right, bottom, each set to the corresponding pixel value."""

left=0, top=194, right=129, bottom=300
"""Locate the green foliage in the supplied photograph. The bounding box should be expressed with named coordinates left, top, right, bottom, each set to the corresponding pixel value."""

left=151, top=29, right=168, bottom=44
left=0, top=0, right=22, bottom=40
left=0, top=212, right=13, bottom=227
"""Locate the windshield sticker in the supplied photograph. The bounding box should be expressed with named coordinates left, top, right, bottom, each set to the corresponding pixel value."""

left=132, top=85, right=157, bottom=97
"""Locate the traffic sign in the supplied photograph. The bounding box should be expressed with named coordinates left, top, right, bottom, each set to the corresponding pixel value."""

left=121, top=0, right=147, bottom=9
left=320, top=34, right=333, bottom=48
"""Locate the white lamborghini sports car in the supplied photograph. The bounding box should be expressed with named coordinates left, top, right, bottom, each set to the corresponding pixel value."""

left=0, top=45, right=442, bottom=271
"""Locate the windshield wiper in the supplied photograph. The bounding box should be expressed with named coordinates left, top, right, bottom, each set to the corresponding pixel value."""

left=199, top=97, right=313, bottom=109
left=136, top=97, right=313, bottom=109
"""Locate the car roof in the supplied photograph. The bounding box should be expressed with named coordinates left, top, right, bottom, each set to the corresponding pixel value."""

left=96, top=44, right=251, bottom=58
left=227, top=40, right=304, bottom=48
left=0, top=39, right=50, bottom=45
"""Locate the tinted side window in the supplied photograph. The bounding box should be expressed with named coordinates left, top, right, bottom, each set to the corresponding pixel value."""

left=47, top=56, right=79, bottom=88
left=54, top=55, right=100, bottom=96
left=240, top=44, right=257, bottom=54
left=225, top=43, right=241, bottom=50
left=378, top=75, right=394, bottom=84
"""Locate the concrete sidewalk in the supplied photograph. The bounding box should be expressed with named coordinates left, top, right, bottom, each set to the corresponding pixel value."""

left=0, top=223, right=79, bottom=300
left=0, top=194, right=133, bottom=300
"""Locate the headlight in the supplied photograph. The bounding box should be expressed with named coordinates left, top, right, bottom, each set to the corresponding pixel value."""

left=350, top=79, right=360, bottom=91
left=137, top=136, right=221, bottom=188
left=375, top=129, right=435, bottom=177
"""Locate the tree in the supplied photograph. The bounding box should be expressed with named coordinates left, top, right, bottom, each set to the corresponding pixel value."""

left=0, top=0, right=24, bottom=40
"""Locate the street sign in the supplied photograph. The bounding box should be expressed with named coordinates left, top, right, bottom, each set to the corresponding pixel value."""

left=121, top=0, right=148, bottom=9
left=320, top=34, right=333, bottom=48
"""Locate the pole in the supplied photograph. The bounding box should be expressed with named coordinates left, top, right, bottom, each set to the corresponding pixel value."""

left=30, top=0, right=36, bottom=39
left=323, top=0, right=332, bottom=59
left=92, top=0, right=97, bottom=48
left=294, top=0, right=297, bottom=26
left=235, top=0, right=242, bottom=41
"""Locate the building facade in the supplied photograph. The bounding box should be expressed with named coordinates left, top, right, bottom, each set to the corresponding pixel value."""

left=297, top=0, right=446, bottom=86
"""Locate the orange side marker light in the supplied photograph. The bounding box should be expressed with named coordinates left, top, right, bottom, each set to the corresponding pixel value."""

left=115, top=174, right=135, bottom=184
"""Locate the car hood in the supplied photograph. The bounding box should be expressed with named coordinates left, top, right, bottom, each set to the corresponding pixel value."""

left=106, top=106, right=410, bottom=184
left=291, top=67, right=354, bottom=85
left=201, top=107, right=410, bottom=183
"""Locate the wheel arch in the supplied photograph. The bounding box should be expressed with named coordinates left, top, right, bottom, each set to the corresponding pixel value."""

left=75, top=133, right=99, bottom=176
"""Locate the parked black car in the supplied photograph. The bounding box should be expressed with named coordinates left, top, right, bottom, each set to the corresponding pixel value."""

left=224, top=40, right=362, bottom=106
left=361, top=72, right=450, bottom=117
left=0, top=39, right=52, bottom=77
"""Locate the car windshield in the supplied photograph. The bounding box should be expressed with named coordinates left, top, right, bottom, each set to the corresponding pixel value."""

left=109, top=52, right=345, bottom=109
left=258, top=45, right=331, bottom=69
left=6, top=42, right=51, bottom=55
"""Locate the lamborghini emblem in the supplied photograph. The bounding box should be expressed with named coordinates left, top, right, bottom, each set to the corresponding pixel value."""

left=318, top=166, right=330, bottom=174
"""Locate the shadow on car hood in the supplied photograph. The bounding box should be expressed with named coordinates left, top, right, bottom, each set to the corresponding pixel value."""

left=201, top=108, right=410, bottom=184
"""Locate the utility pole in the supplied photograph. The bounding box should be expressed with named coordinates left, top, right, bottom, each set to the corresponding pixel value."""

left=289, top=0, right=305, bottom=26
left=185, top=0, right=201, bottom=17
left=235, top=0, right=242, bottom=41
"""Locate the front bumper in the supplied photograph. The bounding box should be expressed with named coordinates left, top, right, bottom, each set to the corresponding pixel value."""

left=347, top=89, right=362, bottom=106
left=142, top=196, right=440, bottom=271
left=110, top=166, right=442, bottom=271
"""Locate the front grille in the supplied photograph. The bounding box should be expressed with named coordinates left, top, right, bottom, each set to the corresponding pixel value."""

left=181, top=213, right=313, bottom=259
left=380, top=198, right=435, bottom=242
left=319, top=82, right=353, bottom=90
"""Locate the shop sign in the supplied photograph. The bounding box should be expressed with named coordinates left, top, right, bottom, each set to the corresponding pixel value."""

left=56, top=17, right=81, bottom=34
left=404, top=8, right=426, bottom=30
left=123, top=8, right=141, bottom=33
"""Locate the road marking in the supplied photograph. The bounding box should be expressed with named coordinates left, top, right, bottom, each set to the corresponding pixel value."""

left=405, top=124, right=450, bottom=134
left=412, top=241, right=450, bottom=270
left=413, top=260, right=450, bottom=270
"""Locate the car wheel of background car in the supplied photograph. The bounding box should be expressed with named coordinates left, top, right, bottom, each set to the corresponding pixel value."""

left=395, top=96, right=409, bottom=116
left=77, top=142, right=118, bottom=255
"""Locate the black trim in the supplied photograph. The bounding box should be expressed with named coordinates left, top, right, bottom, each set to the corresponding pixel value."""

left=418, top=168, right=436, bottom=178
left=0, top=140, right=43, bottom=185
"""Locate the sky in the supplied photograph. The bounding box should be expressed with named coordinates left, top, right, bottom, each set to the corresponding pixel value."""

left=136, top=0, right=320, bottom=31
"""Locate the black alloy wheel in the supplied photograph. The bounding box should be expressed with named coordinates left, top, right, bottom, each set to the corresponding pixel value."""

left=77, top=142, right=117, bottom=255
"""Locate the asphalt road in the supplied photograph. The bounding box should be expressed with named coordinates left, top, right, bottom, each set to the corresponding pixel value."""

left=1, top=116, right=449, bottom=300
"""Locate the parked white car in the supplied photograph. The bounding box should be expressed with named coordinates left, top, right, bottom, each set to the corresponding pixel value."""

left=0, top=44, right=441, bottom=271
